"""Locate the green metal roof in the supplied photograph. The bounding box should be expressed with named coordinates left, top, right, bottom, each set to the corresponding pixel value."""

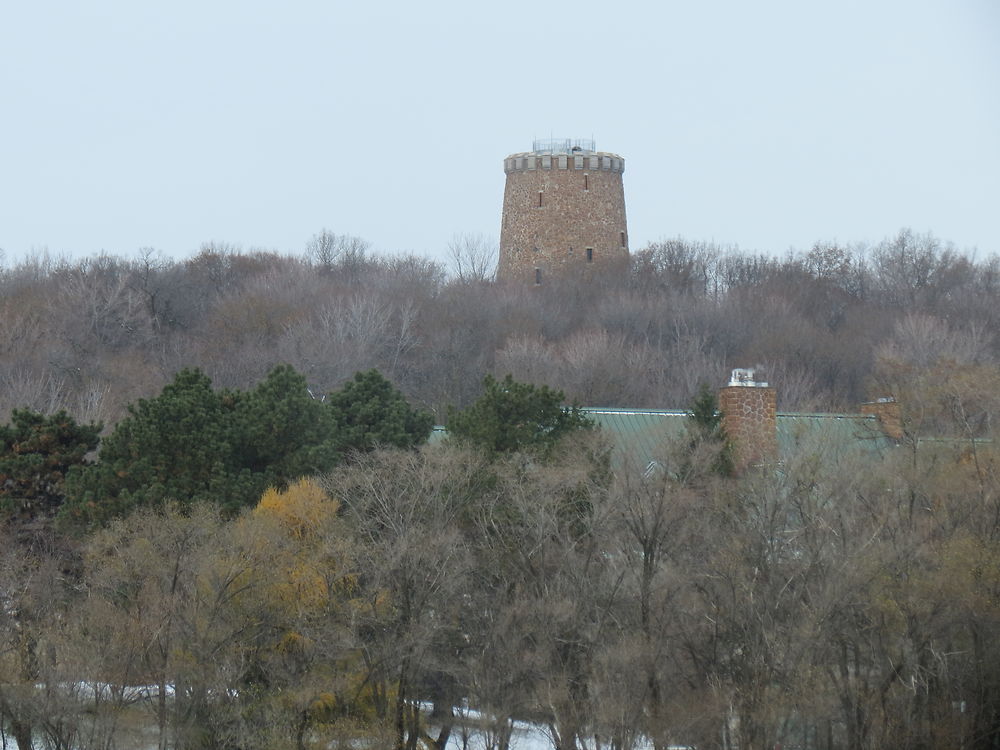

left=581, top=408, right=689, bottom=472
left=429, top=409, right=896, bottom=470
left=582, top=409, right=894, bottom=471
left=776, top=412, right=894, bottom=463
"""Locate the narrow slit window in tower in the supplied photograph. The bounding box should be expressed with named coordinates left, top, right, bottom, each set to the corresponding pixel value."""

left=620, top=231, right=626, bottom=247
left=584, top=174, right=589, bottom=191
left=535, top=268, right=542, bottom=285
left=586, top=248, right=593, bottom=263
left=538, top=192, right=543, bottom=207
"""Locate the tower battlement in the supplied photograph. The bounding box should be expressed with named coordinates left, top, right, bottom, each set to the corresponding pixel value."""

left=503, top=151, right=625, bottom=175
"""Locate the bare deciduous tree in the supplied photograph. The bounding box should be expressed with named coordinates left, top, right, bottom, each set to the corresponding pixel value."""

left=447, top=233, right=498, bottom=283
left=305, top=229, right=372, bottom=273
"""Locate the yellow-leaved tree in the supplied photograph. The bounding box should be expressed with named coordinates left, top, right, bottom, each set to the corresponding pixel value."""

left=72, top=482, right=389, bottom=750
left=245, top=478, right=392, bottom=748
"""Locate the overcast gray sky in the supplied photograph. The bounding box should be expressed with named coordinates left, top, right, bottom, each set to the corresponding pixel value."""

left=2, top=0, right=997, bottom=266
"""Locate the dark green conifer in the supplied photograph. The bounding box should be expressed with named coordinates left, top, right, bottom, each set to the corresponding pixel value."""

left=62, top=365, right=434, bottom=527
left=63, top=369, right=242, bottom=523
left=684, top=383, right=734, bottom=478
left=326, top=369, right=433, bottom=453
left=0, top=409, right=101, bottom=521
left=233, top=364, right=340, bottom=485
left=447, top=374, right=593, bottom=460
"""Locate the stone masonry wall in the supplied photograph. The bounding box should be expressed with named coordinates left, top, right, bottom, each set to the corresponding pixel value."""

left=718, top=385, right=778, bottom=471
left=498, top=150, right=629, bottom=284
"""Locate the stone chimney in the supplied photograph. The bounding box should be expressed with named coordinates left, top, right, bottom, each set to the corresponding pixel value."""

left=860, top=397, right=903, bottom=440
left=718, top=368, right=778, bottom=471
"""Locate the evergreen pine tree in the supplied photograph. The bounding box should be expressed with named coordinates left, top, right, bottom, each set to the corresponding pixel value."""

left=62, top=365, right=434, bottom=527
left=0, top=409, right=101, bottom=521
left=684, top=383, right=734, bottom=478
left=233, top=364, right=340, bottom=488
left=63, top=368, right=241, bottom=524
left=326, top=369, right=433, bottom=453
left=447, top=374, right=593, bottom=460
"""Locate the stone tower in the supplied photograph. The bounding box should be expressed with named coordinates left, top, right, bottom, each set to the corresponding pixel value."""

left=498, top=138, right=628, bottom=285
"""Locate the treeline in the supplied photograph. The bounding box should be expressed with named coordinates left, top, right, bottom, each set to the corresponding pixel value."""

left=2, top=228, right=1000, bottom=749
left=2, top=228, right=998, bottom=427
left=1, top=365, right=999, bottom=749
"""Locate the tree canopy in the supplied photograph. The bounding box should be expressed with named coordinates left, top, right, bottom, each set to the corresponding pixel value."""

left=327, top=369, right=434, bottom=453
left=447, top=374, right=593, bottom=459
left=62, top=365, right=428, bottom=527
left=0, top=409, right=101, bottom=523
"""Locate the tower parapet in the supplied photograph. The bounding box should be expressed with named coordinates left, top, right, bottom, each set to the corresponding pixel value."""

left=503, top=152, right=625, bottom=175
left=498, top=138, right=629, bottom=285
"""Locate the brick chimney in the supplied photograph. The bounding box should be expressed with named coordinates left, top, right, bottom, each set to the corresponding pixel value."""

left=718, top=368, right=778, bottom=471
left=860, top=397, right=903, bottom=440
